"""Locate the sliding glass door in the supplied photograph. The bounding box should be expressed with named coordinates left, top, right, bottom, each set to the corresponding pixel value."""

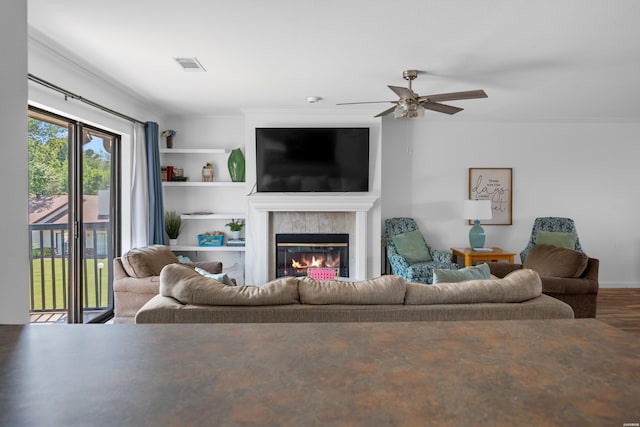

left=28, top=107, right=120, bottom=323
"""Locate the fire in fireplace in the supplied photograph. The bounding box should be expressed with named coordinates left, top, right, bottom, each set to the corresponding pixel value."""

left=275, top=233, right=349, bottom=278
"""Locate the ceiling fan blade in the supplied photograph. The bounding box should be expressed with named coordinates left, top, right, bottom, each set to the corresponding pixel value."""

left=419, top=90, right=488, bottom=103
left=388, top=85, right=416, bottom=100
left=374, top=105, right=398, bottom=118
left=336, top=101, right=396, bottom=105
left=420, top=101, right=463, bottom=115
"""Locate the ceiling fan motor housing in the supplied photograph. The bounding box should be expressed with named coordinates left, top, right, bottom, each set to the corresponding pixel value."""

left=402, top=70, right=418, bottom=81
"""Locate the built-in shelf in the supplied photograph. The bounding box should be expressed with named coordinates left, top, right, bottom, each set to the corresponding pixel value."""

left=169, top=245, right=245, bottom=252
left=180, top=213, right=245, bottom=220
left=160, top=148, right=228, bottom=154
left=162, top=181, right=244, bottom=187
left=162, top=145, right=246, bottom=280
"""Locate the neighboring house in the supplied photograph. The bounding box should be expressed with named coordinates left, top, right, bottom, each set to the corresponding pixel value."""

left=29, top=191, right=110, bottom=257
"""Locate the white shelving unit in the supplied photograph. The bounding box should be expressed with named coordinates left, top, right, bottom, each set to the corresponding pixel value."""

left=161, top=148, right=246, bottom=260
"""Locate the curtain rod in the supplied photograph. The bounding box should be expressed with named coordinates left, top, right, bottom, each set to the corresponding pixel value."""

left=28, top=73, right=146, bottom=126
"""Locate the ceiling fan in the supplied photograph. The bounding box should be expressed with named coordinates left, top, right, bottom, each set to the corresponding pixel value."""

left=337, top=70, right=488, bottom=119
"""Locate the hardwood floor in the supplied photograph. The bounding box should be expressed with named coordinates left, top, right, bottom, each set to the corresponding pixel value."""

left=596, top=288, right=640, bottom=337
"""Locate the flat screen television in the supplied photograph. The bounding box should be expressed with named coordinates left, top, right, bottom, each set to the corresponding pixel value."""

left=256, top=127, right=370, bottom=192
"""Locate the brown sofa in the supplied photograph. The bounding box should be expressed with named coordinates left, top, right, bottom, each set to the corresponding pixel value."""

left=488, top=244, right=599, bottom=318
left=113, top=245, right=225, bottom=324
left=135, top=264, right=574, bottom=323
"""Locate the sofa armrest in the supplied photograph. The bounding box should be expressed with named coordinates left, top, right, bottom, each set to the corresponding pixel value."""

left=541, top=276, right=599, bottom=295
left=387, top=251, right=410, bottom=268
left=430, top=249, right=453, bottom=264
left=113, top=258, right=128, bottom=280
left=189, top=261, right=223, bottom=274
left=582, top=258, right=599, bottom=281
left=113, top=276, right=160, bottom=294
left=487, top=262, right=523, bottom=278
left=136, top=295, right=185, bottom=324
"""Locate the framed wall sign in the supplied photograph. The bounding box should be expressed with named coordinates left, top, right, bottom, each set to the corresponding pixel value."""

left=468, top=168, right=512, bottom=225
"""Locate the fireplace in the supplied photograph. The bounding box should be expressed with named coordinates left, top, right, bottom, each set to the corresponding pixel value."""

left=276, top=233, right=349, bottom=278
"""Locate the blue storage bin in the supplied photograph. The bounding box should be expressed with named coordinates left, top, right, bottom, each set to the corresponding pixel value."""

left=197, top=234, right=224, bottom=247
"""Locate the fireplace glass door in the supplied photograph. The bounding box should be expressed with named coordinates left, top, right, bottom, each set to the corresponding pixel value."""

left=276, top=233, right=349, bottom=278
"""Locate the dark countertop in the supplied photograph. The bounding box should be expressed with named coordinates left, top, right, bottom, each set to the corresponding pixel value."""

left=1, top=319, right=639, bottom=426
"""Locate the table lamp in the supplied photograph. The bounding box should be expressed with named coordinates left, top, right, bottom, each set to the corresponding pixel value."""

left=464, top=200, right=493, bottom=249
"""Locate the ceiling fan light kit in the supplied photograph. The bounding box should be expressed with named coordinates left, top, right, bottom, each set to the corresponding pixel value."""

left=393, top=99, right=424, bottom=119
left=337, top=69, right=487, bottom=119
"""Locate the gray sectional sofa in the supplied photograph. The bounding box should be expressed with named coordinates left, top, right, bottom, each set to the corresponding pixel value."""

left=135, top=264, right=574, bottom=323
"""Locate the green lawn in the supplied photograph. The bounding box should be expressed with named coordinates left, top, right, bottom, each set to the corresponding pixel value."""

left=30, top=258, right=109, bottom=311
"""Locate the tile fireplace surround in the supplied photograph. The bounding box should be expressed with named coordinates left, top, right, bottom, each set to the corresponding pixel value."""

left=246, top=194, right=379, bottom=284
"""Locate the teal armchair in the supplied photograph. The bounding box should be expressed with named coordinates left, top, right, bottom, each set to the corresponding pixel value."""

left=384, top=217, right=458, bottom=284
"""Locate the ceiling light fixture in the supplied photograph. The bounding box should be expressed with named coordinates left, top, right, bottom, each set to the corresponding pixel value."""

left=393, top=99, right=424, bottom=119
left=174, top=57, right=207, bottom=72
left=307, top=96, right=322, bottom=103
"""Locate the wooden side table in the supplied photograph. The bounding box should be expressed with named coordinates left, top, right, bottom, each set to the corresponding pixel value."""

left=451, top=247, right=516, bottom=267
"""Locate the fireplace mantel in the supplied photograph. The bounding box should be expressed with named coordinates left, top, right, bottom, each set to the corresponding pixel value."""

left=248, top=194, right=378, bottom=212
left=246, top=193, right=379, bottom=283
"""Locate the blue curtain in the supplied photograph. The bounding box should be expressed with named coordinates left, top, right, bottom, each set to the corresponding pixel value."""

left=145, top=122, right=165, bottom=245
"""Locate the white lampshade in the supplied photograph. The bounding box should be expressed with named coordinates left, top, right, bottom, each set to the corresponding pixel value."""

left=464, top=200, right=493, bottom=220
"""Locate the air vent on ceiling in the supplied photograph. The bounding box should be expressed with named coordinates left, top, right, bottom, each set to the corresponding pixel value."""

left=174, top=57, right=206, bottom=72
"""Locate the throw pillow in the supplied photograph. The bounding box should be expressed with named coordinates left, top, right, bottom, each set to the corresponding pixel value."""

left=120, top=245, right=179, bottom=277
left=194, top=266, right=235, bottom=286
left=535, top=231, right=577, bottom=249
left=391, top=230, right=432, bottom=263
left=176, top=255, right=192, bottom=263
left=433, top=263, right=491, bottom=284
left=523, top=243, right=588, bottom=278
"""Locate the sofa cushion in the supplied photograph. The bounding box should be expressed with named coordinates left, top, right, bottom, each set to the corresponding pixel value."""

left=535, top=231, right=577, bottom=249
left=391, top=230, right=432, bottom=263
left=404, top=269, right=542, bottom=305
left=121, top=245, right=179, bottom=278
left=523, top=244, right=588, bottom=278
left=433, top=263, right=490, bottom=284
left=298, top=275, right=407, bottom=305
left=160, top=263, right=299, bottom=306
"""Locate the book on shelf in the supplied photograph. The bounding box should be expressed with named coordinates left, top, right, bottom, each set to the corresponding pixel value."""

left=226, top=238, right=245, bottom=247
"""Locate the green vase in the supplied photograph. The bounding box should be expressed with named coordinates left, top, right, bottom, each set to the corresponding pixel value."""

left=227, top=148, right=245, bottom=182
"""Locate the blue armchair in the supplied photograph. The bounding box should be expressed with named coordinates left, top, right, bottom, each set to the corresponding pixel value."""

left=384, top=217, right=458, bottom=284
left=520, top=217, right=584, bottom=262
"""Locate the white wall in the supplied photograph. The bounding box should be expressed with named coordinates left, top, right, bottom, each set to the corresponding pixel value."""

left=0, top=1, right=29, bottom=323
left=382, top=118, right=640, bottom=287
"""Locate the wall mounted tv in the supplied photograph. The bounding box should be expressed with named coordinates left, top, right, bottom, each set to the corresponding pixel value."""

left=256, top=127, right=370, bottom=192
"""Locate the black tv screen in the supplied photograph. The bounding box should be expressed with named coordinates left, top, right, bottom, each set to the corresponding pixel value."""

left=256, top=127, right=369, bottom=192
